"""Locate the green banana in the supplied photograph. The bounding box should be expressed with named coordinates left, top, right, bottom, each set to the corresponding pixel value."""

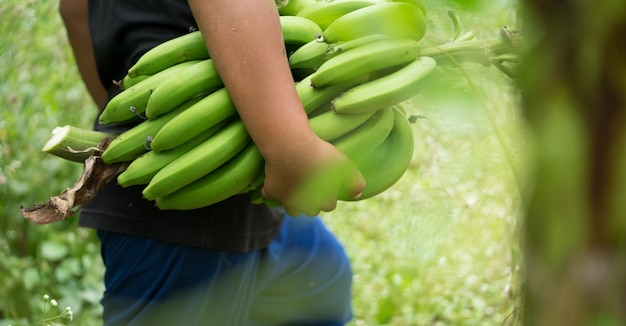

left=145, top=59, right=224, bottom=119
left=279, top=16, right=323, bottom=45
left=121, top=74, right=150, bottom=90
left=296, top=0, right=378, bottom=30
left=331, top=106, right=395, bottom=162
left=148, top=87, right=236, bottom=152
left=127, top=31, right=209, bottom=77
left=288, top=39, right=331, bottom=69
left=320, top=2, right=427, bottom=43
left=388, top=0, right=427, bottom=17
left=394, top=103, right=409, bottom=117
left=288, top=34, right=389, bottom=70
left=238, top=170, right=266, bottom=196
left=309, top=38, right=421, bottom=88
left=323, top=33, right=390, bottom=59
left=306, top=100, right=333, bottom=118
left=155, top=143, right=264, bottom=210
left=340, top=106, right=414, bottom=201
left=142, top=119, right=251, bottom=200
left=99, top=60, right=200, bottom=125
left=100, top=95, right=203, bottom=164
left=309, top=108, right=375, bottom=141
left=278, top=0, right=319, bottom=16
left=115, top=119, right=230, bottom=187
left=296, top=72, right=369, bottom=114
left=331, top=55, right=437, bottom=114
left=246, top=176, right=281, bottom=208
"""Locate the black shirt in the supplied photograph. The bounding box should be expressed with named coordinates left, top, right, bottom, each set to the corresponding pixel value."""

left=80, top=0, right=284, bottom=251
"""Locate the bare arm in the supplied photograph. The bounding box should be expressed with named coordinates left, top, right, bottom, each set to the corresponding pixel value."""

left=188, top=0, right=365, bottom=216
left=59, top=0, right=107, bottom=109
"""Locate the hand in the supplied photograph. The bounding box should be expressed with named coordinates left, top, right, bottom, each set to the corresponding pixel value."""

left=260, top=136, right=365, bottom=217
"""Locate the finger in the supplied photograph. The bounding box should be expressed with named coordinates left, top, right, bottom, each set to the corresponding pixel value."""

left=260, top=185, right=284, bottom=204
left=302, top=208, right=321, bottom=217
left=258, top=186, right=284, bottom=209
left=343, top=164, right=366, bottom=199
left=285, top=201, right=319, bottom=217
left=259, top=185, right=272, bottom=201
left=284, top=206, right=303, bottom=217
left=320, top=200, right=337, bottom=213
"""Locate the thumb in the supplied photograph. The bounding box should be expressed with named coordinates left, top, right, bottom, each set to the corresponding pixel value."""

left=258, top=186, right=283, bottom=208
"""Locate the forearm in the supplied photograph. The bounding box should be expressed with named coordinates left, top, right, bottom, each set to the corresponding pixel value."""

left=59, top=0, right=108, bottom=108
left=188, top=0, right=318, bottom=157
left=188, top=0, right=365, bottom=214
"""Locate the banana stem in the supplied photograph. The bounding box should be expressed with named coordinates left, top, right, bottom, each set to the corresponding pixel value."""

left=420, top=27, right=521, bottom=66
left=42, top=125, right=116, bottom=163
left=490, top=59, right=517, bottom=79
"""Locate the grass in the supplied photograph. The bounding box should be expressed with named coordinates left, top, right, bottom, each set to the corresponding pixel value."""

left=0, top=0, right=525, bottom=324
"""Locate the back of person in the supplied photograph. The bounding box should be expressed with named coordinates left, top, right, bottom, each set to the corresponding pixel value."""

left=81, top=0, right=285, bottom=251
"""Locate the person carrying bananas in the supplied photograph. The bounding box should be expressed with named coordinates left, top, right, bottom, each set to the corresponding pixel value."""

left=58, top=0, right=366, bottom=324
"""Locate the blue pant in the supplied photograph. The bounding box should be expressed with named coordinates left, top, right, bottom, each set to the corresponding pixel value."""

left=97, top=215, right=353, bottom=325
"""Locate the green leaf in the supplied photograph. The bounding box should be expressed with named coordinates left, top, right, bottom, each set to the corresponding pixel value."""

left=21, top=269, right=41, bottom=291
left=40, top=240, right=69, bottom=261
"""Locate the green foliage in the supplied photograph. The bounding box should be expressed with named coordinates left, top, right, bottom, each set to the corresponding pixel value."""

left=0, top=1, right=102, bottom=324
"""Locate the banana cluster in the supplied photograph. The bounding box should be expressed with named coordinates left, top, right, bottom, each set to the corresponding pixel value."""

left=99, top=0, right=436, bottom=210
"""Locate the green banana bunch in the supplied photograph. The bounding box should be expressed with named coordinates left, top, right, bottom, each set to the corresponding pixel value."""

left=115, top=119, right=230, bottom=187
left=339, top=106, right=415, bottom=200
left=296, top=0, right=378, bottom=30
left=331, top=55, right=437, bottom=114
left=145, top=59, right=223, bottom=119
left=320, top=1, right=427, bottom=43
left=93, top=0, right=444, bottom=210
left=154, top=143, right=264, bottom=210
left=127, top=31, right=210, bottom=78
left=309, top=38, right=421, bottom=87
left=142, top=119, right=251, bottom=200
left=101, top=95, right=203, bottom=164
left=99, top=60, right=200, bottom=125
left=88, top=0, right=521, bottom=212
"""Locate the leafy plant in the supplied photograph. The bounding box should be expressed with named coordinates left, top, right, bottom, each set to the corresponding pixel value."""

left=0, top=1, right=102, bottom=325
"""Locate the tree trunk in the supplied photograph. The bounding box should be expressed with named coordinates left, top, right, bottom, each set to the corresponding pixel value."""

left=519, top=0, right=626, bottom=325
